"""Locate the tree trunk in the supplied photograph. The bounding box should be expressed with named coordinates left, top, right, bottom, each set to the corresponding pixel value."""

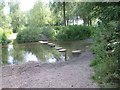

left=66, top=19, right=69, bottom=26
left=83, top=18, right=87, bottom=26
left=63, top=1, right=66, bottom=26
left=89, top=19, right=92, bottom=26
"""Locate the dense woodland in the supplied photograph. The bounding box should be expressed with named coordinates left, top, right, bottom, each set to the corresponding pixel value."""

left=0, top=0, right=120, bottom=88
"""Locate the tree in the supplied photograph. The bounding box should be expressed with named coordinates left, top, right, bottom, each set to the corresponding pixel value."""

left=28, top=1, right=52, bottom=27
left=91, top=2, right=120, bottom=87
left=74, top=2, right=95, bottom=26
left=50, top=1, right=82, bottom=26
left=50, top=1, right=74, bottom=26
left=50, top=2, right=63, bottom=25
left=8, top=0, right=22, bottom=33
left=63, top=1, right=66, bottom=26
left=0, top=1, right=6, bottom=28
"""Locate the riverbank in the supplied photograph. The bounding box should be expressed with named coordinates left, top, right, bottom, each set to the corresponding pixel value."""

left=1, top=49, right=99, bottom=88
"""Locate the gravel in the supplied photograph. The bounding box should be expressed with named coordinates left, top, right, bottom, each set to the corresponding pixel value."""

left=1, top=50, right=98, bottom=88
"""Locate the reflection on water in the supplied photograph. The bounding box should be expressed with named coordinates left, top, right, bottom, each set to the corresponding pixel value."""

left=1, top=40, right=91, bottom=65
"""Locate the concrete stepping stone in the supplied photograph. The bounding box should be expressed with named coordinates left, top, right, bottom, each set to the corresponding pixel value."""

left=59, top=49, right=66, bottom=52
left=55, top=47, right=62, bottom=50
left=39, top=41, right=48, bottom=44
left=42, top=41, right=48, bottom=44
left=39, top=41, right=43, bottom=43
left=72, top=50, right=81, bottom=54
left=48, top=43, right=55, bottom=47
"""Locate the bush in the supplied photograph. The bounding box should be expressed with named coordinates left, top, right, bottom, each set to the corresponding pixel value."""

left=16, top=26, right=57, bottom=43
left=56, top=25, right=92, bottom=41
left=40, top=26, right=56, bottom=40
left=4, top=29, right=13, bottom=37
left=0, top=28, right=4, bottom=43
left=16, top=25, right=93, bottom=43
left=0, top=28, right=12, bottom=45
left=16, top=27, right=41, bottom=43
left=1, top=33, right=11, bottom=45
left=91, top=23, right=120, bottom=88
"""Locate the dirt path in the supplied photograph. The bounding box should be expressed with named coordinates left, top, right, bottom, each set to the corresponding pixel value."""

left=1, top=50, right=98, bottom=88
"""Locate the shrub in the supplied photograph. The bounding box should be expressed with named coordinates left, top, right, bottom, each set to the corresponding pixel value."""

left=56, top=25, right=92, bottom=41
left=0, top=28, right=12, bottom=45
left=16, top=27, right=41, bottom=43
left=91, top=23, right=120, bottom=87
left=4, top=29, right=13, bottom=37
left=1, top=33, right=11, bottom=45
left=16, top=25, right=93, bottom=43
left=40, top=26, right=56, bottom=40
left=0, top=28, right=4, bottom=43
left=16, top=26, right=57, bottom=43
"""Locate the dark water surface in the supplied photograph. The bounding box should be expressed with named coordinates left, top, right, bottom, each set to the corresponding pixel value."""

left=1, top=40, right=92, bottom=65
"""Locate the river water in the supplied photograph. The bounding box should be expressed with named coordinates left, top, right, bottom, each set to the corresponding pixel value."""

left=1, top=40, right=92, bottom=65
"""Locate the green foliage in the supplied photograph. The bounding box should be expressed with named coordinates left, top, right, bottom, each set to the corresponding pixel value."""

left=93, top=3, right=120, bottom=24
left=9, top=0, right=25, bottom=33
left=16, top=25, right=92, bottom=43
left=90, top=3, right=120, bottom=88
left=74, top=2, right=95, bottom=26
left=0, top=28, right=12, bottom=45
left=0, top=28, right=3, bottom=44
left=0, top=27, right=3, bottom=33
left=0, top=1, right=5, bottom=28
left=1, top=33, right=11, bottom=45
left=4, top=29, right=13, bottom=37
left=16, top=26, right=57, bottom=43
left=56, top=25, right=92, bottom=40
left=28, top=1, right=52, bottom=27
left=91, top=23, right=120, bottom=87
left=16, top=27, right=41, bottom=43
left=50, top=2, right=64, bottom=25
left=40, top=26, right=56, bottom=40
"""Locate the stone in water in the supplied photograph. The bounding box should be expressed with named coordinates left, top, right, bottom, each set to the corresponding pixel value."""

left=59, top=49, right=66, bottom=52
left=39, top=41, right=48, bottom=44
left=39, top=41, right=43, bottom=43
left=42, top=41, right=48, bottom=44
left=48, top=43, right=55, bottom=47
left=72, top=50, right=81, bottom=54
left=55, top=47, right=62, bottom=50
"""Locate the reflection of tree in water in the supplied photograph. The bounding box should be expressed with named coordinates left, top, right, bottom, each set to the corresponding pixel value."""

left=1, top=42, right=66, bottom=65
left=10, top=43, right=25, bottom=64
left=0, top=48, right=2, bottom=65
left=22, top=43, right=62, bottom=62
left=22, top=43, right=46, bottom=62
left=2, top=47, right=9, bottom=65
left=51, top=49, right=63, bottom=61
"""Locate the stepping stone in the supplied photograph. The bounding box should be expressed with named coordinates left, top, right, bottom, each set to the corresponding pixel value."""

left=55, top=47, right=62, bottom=50
left=59, top=49, right=66, bottom=52
left=42, top=41, right=48, bottom=44
left=48, top=43, right=55, bottom=47
left=39, top=41, right=43, bottom=43
left=72, top=50, right=81, bottom=54
left=39, top=41, right=48, bottom=44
